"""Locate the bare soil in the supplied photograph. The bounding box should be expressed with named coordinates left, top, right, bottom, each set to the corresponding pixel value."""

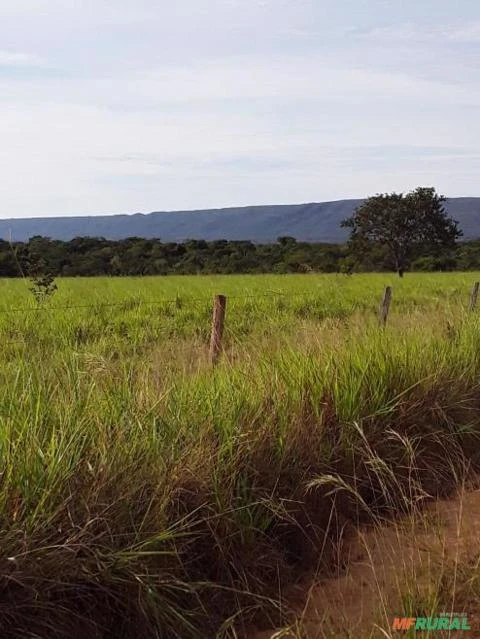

left=251, top=487, right=480, bottom=638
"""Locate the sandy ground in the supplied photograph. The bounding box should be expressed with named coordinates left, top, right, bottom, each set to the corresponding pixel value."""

left=250, top=488, right=480, bottom=638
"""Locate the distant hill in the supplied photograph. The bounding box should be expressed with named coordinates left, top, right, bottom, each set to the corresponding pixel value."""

left=1, top=198, right=479, bottom=243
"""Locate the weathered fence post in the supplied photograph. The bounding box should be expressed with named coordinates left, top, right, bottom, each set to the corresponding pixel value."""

left=209, top=295, right=227, bottom=365
left=469, top=282, right=479, bottom=312
left=379, top=286, right=392, bottom=327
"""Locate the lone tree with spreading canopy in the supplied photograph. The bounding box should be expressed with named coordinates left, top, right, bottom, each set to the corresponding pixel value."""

left=341, top=187, right=462, bottom=277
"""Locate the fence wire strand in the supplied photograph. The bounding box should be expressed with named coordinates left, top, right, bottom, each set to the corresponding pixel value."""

left=0, top=290, right=324, bottom=346
left=0, top=290, right=317, bottom=315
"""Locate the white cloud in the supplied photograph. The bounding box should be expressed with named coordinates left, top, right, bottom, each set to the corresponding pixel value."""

left=3, top=51, right=479, bottom=109
left=447, top=22, right=480, bottom=42
left=0, top=70, right=478, bottom=217
left=0, top=0, right=479, bottom=215
left=0, top=50, right=43, bottom=67
left=353, top=20, right=480, bottom=43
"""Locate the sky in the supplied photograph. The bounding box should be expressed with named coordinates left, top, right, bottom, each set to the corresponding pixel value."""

left=1, top=0, right=480, bottom=218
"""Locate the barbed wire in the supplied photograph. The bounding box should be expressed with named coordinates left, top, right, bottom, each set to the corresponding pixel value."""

left=0, top=283, right=477, bottom=347
left=0, top=290, right=327, bottom=315
left=0, top=290, right=347, bottom=346
left=1, top=282, right=475, bottom=317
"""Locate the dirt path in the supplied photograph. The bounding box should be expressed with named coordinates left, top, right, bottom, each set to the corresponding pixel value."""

left=251, top=488, right=480, bottom=638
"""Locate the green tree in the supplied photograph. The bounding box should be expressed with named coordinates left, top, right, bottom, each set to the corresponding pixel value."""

left=277, top=236, right=297, bottom=247
left=341, top=187, right=462, bottom=277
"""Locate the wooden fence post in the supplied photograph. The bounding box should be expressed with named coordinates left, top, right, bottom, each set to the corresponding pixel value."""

left=209, top=295, right=227, bottom=365
left=379, top=286, right=392, bottom=327
left=469, top=282, right=479, bottom=312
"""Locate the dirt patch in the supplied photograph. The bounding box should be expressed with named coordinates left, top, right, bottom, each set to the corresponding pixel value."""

left=251, top=487, right=480, bottom=638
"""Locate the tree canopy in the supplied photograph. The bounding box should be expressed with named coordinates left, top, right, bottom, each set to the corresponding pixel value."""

left=341, top=187, right=462, bottom=276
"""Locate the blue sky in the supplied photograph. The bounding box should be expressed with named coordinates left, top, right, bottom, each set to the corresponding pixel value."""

left=1, top=0, right=480, bottom=217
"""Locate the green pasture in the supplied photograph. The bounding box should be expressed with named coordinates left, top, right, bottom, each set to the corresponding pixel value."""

left=0, top=272, right=477, bottom=348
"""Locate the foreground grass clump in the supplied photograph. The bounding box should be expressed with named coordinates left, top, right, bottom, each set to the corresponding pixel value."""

left=0, top=273, right=479, bottom=637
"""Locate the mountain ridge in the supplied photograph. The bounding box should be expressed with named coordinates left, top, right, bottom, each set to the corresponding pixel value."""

left=1, top=197, right=479, bottom=243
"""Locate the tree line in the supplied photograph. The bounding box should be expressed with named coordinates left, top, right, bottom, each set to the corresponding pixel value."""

left=0, top=234, right=477, bottom=278
left=0, top=187, right=476, bottom=278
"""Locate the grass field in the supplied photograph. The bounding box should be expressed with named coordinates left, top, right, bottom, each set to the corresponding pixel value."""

left=1, top=272, right=480, bottom=638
